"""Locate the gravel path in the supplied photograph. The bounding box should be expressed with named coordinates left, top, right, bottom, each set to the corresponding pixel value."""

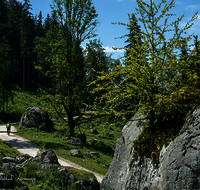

left=0, top=123, right=104, bottom=183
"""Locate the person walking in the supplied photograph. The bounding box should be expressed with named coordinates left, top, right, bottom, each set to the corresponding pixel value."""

left=6, top=122, right=11, bottom=136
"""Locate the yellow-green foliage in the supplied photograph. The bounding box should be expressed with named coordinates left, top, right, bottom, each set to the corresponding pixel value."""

left=133, top=110, right=185, bottom=167
left=87, top=0, right=198, bottom=167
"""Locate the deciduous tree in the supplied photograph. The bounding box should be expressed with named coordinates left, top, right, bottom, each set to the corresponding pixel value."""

left=35, top=0, right=99, bottom=136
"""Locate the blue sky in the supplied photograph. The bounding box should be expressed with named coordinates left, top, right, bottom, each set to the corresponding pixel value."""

left=19, top=0, right=200, bottom=59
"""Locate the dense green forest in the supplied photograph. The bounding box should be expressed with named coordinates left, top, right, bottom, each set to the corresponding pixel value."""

left=0, top=0, right=57, bottom=109
left=0, top=0, right=120, bottom=118
left=1, top=0, right=200, bottom=143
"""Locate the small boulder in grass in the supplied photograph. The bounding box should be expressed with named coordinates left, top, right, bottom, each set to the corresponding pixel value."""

left=70, top=149, right=82, bottom=157
left=2, top=157, right=18, bottom=164
left=90, top=152, right=100, bottom=158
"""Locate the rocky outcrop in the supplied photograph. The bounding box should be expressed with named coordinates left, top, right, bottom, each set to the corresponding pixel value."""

left=24, top=149, right=59, bottom=170
left=19, top=107, right=54, bottom=132
left=0, top=150, right=100, bottom=189
left=101, top=105, right=200, bottom=190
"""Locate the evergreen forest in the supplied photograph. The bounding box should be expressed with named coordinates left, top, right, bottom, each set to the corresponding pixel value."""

left=0, top=0, right=118, bottom=118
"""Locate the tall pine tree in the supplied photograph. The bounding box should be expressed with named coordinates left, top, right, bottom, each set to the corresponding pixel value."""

left=124, top=13, right=142, bottom=66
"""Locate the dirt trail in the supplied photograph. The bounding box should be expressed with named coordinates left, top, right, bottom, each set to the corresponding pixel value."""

left=0, top=123, right=104, bottom=183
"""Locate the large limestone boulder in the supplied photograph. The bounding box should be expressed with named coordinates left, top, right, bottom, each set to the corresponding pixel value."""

left=25, top=150, right=60, bottom=170
left=100, top=105, right=200, bottom=190
left=19, top=107, right=54, bottom=132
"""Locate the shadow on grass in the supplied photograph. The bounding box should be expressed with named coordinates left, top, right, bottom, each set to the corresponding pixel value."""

left=31, top=140, right=71, bottom=151
left=85, top=141, right=114, bottom=157
left=3, top=138, right=38, bottom=150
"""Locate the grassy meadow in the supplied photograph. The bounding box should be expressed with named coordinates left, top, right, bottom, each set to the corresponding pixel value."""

left=14, top=116, right=122, bottom=175
left=2, top=90, right=123, bottom=176
left=0, top=138, right=98, bottom=190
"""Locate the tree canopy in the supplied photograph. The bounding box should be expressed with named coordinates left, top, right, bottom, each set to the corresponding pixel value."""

left=35, top=0, right=105, bottom=136
left=87, top=0, right=198, bottom=159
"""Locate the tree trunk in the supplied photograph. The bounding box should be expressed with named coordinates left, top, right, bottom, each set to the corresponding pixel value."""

left=11, top=34, right=15, bottom=85
left=28, top=49, right=30, bottom=90
left=6, top=101, right=8, bottom=113
left=2, top=89, right=5, bottom=113
left=68, top=114, right=75, bottom=137
left=23, top=36, right=25, bottom=91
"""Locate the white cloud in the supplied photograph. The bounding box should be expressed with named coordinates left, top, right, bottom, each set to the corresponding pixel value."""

left=82, top=46, right=124, bottom=55
left=103, top=46, right=124, bottom=53
left=186, top=4, right=200, bottom=11
left=179, top=14, right=200, bottom=33
left=175, top=1, right=184, bottom=5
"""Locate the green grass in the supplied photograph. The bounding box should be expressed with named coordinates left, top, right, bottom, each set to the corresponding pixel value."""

left=0, top=139, right=98, bottom=189
left=15, top=116, right=122, bottom=175
left=0, top=90, right=44, bottom=123
left=0, top=139, right=21, bottom=158
left=16, top=163, right=96, bottom=190
left=1, top=90, right=123, bottom=175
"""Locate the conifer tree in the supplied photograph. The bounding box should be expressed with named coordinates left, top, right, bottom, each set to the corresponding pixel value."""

left=124, top=13, right=142, bottom=66
left=44, top=13, right=51, bottom=31
left=35, top=11, right=44, bottom=37
left=174, top=35, right=200, bottom=109
left=0, top=0, right=14, bottom=111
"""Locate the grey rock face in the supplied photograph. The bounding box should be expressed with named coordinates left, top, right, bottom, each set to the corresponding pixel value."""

left=42, top=150, right=59, bottom=164
left=17, top=154, right=32, bottom=164
left=100, top=105, right=200, bottom=190
left=19, top=107, right=54, bottom=132
left=75, top=180, right=88, bottom=190
left=70, top=149, right=82, bottom=157
left=100, top=113, right=145, bottom=190
left=2, top=157, right=18, bottom=164
left=71, top=137, right=83, bottom=148
left=27, top=150, right=60, bottom=170
left=3, top=163, right=19, bottom=178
